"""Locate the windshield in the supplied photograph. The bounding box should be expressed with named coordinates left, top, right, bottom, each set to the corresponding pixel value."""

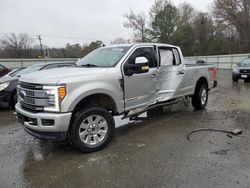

left=16, top=64, right=44, bottom=76
left=241, top=59, right=250, bottom=66
left=77, top=46, right=130, bottom=67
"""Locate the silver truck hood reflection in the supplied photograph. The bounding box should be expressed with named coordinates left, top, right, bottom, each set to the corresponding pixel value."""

left=20, top=67, right=109, bottom=85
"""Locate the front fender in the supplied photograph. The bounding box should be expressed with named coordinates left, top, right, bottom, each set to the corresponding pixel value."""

left=61, top=81, right=124, bottom=114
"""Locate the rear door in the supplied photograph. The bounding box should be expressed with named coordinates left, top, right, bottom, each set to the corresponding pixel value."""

left=156, top=47, right=186, bottom=101
left=123, top=46, right=158, bottom=110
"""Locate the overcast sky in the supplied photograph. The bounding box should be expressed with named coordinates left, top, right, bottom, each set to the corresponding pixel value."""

left=0, top=0, right=213, bottom=47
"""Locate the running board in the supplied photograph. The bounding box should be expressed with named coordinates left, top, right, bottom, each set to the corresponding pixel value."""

left=121, top=98, right=180, bottom=119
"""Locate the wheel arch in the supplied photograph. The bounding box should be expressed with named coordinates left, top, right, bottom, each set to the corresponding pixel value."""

left=69, top=93, right=118, bottom=129
left=195, top=77, right=208, bottom=91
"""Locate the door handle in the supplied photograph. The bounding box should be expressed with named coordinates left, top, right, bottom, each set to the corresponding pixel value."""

left=151, top=73, right=157, bottom=78
left=177, top=70, right=185, bottom=75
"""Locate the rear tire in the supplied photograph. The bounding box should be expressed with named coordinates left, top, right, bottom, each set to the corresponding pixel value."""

left=192, top=82, right=208, bottom=110
left=69, top=107, right=115, bottom=153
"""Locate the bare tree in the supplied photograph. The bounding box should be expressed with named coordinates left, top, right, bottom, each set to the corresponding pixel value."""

left=178, top=2, right=196, bottom=24
left=213, top=0, right=250, bottom=52
left=123, top=10, right=147, bottom=42
left=0, top=33, right=33, bottom=58
left=193, top=12, right=214, bottom=55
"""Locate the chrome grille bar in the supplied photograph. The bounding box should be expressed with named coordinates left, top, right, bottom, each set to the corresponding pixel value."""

left=18, top=82, right=50, bottom=112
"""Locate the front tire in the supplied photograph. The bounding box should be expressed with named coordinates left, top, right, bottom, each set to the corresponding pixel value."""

left=192, top=82, right=208, bottom=110
left=232, top=75, right=238, bottom=82
left=69, top=107, right=115, bottom=153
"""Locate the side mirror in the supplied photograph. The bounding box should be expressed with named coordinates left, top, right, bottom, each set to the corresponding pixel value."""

left=124, top=57, right=149, bottom=76
left=135, top=57, right=148, bottom=64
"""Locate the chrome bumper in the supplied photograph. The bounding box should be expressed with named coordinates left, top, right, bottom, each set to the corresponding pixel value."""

left=15, top=103, right=72, bottom=136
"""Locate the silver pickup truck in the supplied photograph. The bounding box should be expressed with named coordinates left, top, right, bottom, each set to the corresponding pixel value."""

left=16, top=43, right=217, bottom=153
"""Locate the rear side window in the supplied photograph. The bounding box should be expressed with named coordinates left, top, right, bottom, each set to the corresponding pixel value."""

left=159, top=47, right=181, bottom=66
left=159, top=49, right=174, bottom=66
left=173, top=49, right=181, bottom=65
left=127, top=47, right=157, bottom=68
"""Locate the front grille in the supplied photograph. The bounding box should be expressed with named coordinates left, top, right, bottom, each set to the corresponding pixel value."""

left=18, top=82, right=49, bottom=112
left=19, top=81, right=43, bottom=90
left=17, top=87, right=47, bottom=98
left=240, top=69, right=250, bottom=74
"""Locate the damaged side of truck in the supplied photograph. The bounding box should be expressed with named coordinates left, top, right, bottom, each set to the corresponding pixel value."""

left=16, top=43, right=217, bottom=153
left=122, top=44, right=216, bottom=118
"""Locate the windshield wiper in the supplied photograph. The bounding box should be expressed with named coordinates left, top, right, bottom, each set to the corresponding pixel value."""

left=80, top=64, right=99, bottom=67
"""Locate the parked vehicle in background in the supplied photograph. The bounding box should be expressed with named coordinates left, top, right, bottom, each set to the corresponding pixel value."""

left=0, top=62, right=75, bottom=108
left=0, top=64, right=11, bottom=77
left=16, top=43, right=217, bottom=153
left=4, top=67, right=26, bottom=77
left=232, top=58, right=250, bottom=81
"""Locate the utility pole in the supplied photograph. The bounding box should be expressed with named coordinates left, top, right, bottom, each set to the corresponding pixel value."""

left=37, top=35, right=43, bottom=57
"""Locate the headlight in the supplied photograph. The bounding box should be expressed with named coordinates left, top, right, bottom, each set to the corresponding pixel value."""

left=43, top=85, right=66, bottom=112
left=0, top=82, right=10, bottom=91
left=233, top=67, right=239, bottom=73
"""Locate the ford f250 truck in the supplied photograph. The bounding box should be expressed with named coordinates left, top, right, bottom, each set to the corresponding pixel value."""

left=16, top=43, right=217, bottom=153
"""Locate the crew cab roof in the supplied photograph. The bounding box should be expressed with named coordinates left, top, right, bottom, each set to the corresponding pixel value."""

left=106, top=43, right=178, bottom=49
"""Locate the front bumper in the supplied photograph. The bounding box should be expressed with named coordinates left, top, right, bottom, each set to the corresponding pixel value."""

left=15, top=103, right=72, bottom=141
left=0, top=91, right=11, bottom=108
left=233, top=72, right=250, bottom=79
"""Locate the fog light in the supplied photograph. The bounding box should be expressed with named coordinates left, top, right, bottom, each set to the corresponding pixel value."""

left=42, top=119, right=54, bottom=126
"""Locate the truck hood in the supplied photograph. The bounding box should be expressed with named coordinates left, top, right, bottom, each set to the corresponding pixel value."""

left=238, top=65, right=250, bottom=69
left=19, top=67, right=109, bottom=85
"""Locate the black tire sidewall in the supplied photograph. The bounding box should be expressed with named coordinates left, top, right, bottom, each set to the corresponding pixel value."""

left=192, top=83, right=208, bottom=109
left=198, top=85, right=208, bottom=108
left=232, top=75, right=238, bottom=82
left=69, top=107, right=115, bottom=153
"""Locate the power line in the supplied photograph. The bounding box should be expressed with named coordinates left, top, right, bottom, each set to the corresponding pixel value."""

left=40, top=34, right=113, bottom=41
left=0, top=32, right=114, bottom=41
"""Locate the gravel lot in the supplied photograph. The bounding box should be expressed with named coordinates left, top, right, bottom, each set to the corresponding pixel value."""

left=0, top=70, right=250, bottom=188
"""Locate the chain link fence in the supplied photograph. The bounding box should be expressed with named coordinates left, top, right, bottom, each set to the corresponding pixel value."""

left=185, top=53, right=250, bottom=69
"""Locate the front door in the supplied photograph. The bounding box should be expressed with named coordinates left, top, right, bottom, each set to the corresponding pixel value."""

left=123, top=46, right=158, bottom=111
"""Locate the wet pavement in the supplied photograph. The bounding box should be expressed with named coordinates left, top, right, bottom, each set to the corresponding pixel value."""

left=1, top=70, right=250, bottom=188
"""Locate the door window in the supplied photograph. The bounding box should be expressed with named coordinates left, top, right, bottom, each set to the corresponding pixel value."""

left=159, top=48, right=182, bottom=66
left=173, top=49, right=181, bottom=65
left=159, top=49, right=174, bottom=66
left=127, top=47, right=157, bottom=68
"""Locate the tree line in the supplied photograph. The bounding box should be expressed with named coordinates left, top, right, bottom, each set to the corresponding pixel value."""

left=0, top=0, right=249, bottom=58
left=0, top=33, right=104, bottom=59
